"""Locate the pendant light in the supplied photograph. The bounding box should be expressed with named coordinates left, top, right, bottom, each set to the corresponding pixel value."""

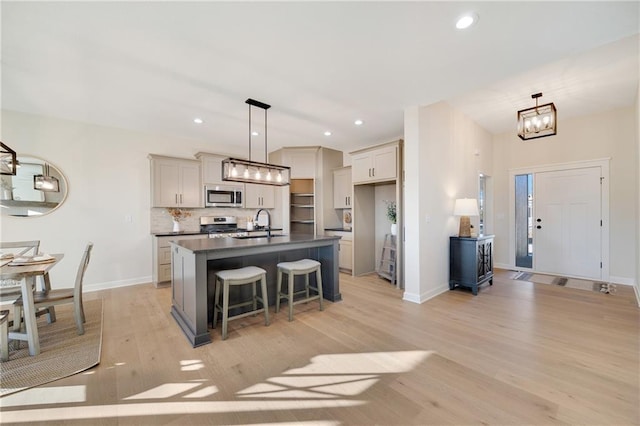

left=517, top=93, right=557, bottom=140
left=222, top=98, right=290, bottom=186
left=0, top=141, right=17, bottom=175
left=33, top=163, right=60, bottom=192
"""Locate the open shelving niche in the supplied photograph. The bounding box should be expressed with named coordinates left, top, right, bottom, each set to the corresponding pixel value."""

left=290, top=178, right=315, bottom=234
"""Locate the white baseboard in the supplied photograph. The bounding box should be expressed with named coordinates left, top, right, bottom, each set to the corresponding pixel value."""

left=494, top=262, right=512, bottom=270
left=84, top=275, right=152, bottom=293
left=403, top=283, right=449, bottom=304
left=609, top=276, right=636, bottom=286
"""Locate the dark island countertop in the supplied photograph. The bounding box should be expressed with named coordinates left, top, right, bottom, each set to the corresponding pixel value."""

left=173, top=233, right=339, bottom=254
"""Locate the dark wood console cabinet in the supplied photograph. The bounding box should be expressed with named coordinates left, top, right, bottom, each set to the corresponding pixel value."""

left=449, top=235, right=494, bottom=295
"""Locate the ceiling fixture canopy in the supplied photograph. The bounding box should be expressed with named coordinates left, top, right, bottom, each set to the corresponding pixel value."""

left=222, top=99, right=290, bottom=186
left=517, top=92, right=557, bottom=140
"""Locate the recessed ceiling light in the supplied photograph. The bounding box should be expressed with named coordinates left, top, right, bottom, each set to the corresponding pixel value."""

left=193, top=117, right=203, bottom=124
left=455, top=12, right=478, bottom=30
left=354, top=119, right=364, bottom=126
left=324, top=131, right=332, bottom=136
left=251, top=131, right=259, bottom=136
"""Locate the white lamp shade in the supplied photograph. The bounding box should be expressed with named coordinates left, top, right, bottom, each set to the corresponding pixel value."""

left=453, top=198, right=479, bottom=216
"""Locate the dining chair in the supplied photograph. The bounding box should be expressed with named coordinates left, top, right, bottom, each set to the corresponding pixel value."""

left=0, top=240, right=41, bottom=302
left=13, top=242, right=93, bottom=336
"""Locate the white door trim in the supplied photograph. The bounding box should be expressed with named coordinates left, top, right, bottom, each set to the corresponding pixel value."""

left=508, top=158, right=610, bottom=280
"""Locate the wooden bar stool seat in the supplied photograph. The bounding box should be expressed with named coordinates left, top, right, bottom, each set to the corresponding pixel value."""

left=213, top=266, right=270, bottom=340
left=276, top=259, right=323, bottom=321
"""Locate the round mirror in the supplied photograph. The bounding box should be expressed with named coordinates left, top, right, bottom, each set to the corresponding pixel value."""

left=0, top=155, right=68, bottom=217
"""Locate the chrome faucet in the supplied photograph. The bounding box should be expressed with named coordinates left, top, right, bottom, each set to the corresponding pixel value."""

left=255, top=209, right=271, bottom=238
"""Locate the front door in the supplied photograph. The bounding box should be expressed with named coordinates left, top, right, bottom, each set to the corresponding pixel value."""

left=534, top=167, right=602, bottom=279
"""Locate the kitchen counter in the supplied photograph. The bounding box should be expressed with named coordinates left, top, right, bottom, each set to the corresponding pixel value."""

left=170, top=234, right=341, bottom=347
left=153, top=231, right=206, bottom=237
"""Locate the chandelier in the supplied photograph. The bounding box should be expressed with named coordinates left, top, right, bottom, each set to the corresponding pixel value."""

left=517, top=93, right=557, bottom=140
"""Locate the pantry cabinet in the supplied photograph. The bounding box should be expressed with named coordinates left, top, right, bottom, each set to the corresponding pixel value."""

left=352, top=145, right=397, bottom=184
left=149, top=155, right=201, bottom=208
left=245, top=183, right=275, bottom=209
left=333, top=167, right=352, bottom=208
left=270, top=146, right=344, bottom=234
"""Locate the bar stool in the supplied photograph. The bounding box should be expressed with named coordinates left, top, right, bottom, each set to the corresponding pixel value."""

left=213, top=266, right=270, bottom=340
left=1, top=310, right=9, bottom=361
left=276, top=259, right=323, bottom=321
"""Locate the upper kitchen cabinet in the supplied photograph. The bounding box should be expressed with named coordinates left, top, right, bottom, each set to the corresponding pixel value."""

left=245, top=183, right=275, bottom=209
left=195, top=152, right=227, bottom=185
left=333, top=166, right=352, bottom=209
left=271, top=147, right=319, bottom=179
left=351, top=144, right=397, bottom=184
left=149, top=154, right=202, bottom=208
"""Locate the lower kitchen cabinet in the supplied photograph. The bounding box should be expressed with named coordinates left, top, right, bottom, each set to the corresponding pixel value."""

left=449, top=235, right=494, bottom=295
left=326, top=230, right=352, bottom=273
left=153, top=234, right=207, bottom=287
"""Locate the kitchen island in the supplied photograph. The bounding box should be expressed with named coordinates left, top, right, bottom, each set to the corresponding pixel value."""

left=170, top=234, right=341, bottom=347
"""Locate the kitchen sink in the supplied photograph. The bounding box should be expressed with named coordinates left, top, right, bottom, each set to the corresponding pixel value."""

left=233, top=234, right=287, bottom=240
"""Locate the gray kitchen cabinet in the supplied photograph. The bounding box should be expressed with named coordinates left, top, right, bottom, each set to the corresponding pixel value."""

left=245, top=183, right=275, bottom=209
left=352, top=145, right=397, bottom=184
left=449, top=235, right=494, bottom=295
left=333, top=166, right=352, bottom=208
left=149, top=155, right=201, bottom=208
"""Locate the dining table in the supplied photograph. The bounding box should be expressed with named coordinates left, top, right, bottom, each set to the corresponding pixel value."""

left=0, top=253, right=64, bottom=356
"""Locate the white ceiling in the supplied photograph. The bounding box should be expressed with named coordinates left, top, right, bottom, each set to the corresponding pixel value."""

left=2, top=2, right=639, bottom=155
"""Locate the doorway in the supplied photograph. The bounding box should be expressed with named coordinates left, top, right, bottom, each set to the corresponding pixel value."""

left=509, top=159, right=609, bottom=280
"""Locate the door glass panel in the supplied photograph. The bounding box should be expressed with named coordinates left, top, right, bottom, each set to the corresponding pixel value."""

left=515, top=174, right=533, bottom=268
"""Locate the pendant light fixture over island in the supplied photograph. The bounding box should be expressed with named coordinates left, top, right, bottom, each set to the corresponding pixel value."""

left=222, top=98, right=290, bottom=186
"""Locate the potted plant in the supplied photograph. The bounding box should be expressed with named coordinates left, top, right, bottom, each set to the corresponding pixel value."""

left=166, top=208, right=192, bottom=233
left=385, top=200, right=397, bottom=235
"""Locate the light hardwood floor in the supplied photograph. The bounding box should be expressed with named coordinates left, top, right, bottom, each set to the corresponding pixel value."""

left=1, top=269, right=638, bottom=425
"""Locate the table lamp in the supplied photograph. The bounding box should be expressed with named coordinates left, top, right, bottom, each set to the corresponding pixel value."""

left=454, top=198, right=479, bottom=237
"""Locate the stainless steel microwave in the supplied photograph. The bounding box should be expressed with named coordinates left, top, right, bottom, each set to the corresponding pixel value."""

left=204, top=185, right=243, bottom=208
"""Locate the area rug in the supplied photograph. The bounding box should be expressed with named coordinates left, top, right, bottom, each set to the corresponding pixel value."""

left=513, top=272, right=616, bottom=294
left=0, top=299, right=103, bottom=397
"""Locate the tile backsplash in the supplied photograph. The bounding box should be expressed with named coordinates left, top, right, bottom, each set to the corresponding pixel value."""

left=151, top=207, right=258, bottom=233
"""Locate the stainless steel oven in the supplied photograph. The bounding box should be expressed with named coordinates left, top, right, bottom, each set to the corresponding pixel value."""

left=204, top=185, right=243, bottom=208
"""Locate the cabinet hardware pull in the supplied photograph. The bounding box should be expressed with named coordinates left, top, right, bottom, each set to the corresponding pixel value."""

left=175, top=194, right=178, bottom=204
left=180, top=194, right=183, bottom=203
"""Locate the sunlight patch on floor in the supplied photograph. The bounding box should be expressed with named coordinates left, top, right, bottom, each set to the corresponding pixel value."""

left=124, top=383, right=205, bottom=400
left=0, top=350, right=432, bottom=423
left=0, top=386, right=86, bottom=407
left=180, top=359, right=205, bottom=371
left=0, top=400, right=366, bottom=423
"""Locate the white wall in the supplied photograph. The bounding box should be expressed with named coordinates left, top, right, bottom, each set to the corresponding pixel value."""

left=403, top=102, right=493, bottom=303
left=636, top=85, right=640, bottom=303
left=492, top=106, right=638, bottom=285
left=0, top=109, right=248, bottom=291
